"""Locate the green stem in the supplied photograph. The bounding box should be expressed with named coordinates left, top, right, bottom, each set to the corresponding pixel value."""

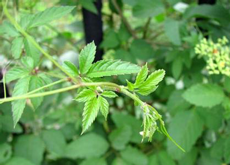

left=0, top=82, right=120, bottom=103
left=27, top=78, right=66, bottom=95
left=3, top=6, right=78, bottom=83
left=3, top=74, right=7, bottom=98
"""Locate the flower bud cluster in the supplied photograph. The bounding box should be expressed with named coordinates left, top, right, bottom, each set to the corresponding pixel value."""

left=195, top=36, right=230, bottom=76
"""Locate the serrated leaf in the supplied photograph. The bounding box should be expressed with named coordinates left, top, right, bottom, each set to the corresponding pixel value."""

left=98, top=96, right=109, bottom=120
left=21, top=56, right=35, bottom=69
left=5, top=67, right=30, bottom=83
left=79, top=42, right=96, bottom=74
left=137, top=69, right=165, bottom=95
left=142, top=69, right=165, bottom=87
left=29, top=76, right=44, bottom=109
left=101, top=91, right=117, bottom=98
left=1, top=21, right=20, bottom=37
left=137, top=85, right=158, bottom=96
left=11, top=37, right=24, bottom=59
left=87, top=60, right=141, bottom=78
left=182, top=84, right=224, bottom=108
left=12, top=76, right=31, bottom=127
left=65, top=133, right=109, bottom=159
left=75, top=89, right=96, bottom=102
left=63, top=61, right=79, bottom=77
left=24, top=38, right=40, bottom=64
left=134, top=64, right=148, bottom=87
left=82, top=97, right=100, bottom=133
left=167, top=111, right=203, bottom=159
left=28, top=6, right=75, bottom=28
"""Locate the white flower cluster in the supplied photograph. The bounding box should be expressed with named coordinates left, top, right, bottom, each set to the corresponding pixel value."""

left=195, top=37, right=230, bottom=76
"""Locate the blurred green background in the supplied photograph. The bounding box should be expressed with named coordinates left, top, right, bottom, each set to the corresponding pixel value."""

left=0, top=0, right=230, bottom=165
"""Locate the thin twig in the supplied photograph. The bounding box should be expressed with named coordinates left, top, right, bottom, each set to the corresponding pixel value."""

left=142, top=18, right=151, bottom=39
left=111, top=0, right=138, bottom=39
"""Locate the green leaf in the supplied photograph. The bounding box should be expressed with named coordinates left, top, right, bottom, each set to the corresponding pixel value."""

left=109, top=125, right=132, bottom=150
left=178, top=148, right=198, bottom=165
left=130, top=39, right=154, bottom=60
left=121, top=146, right=148, bottom=165
left=28, top=6, right=75, bottom=28
left=182, top=84, right=224, bottom=108
left=24, top=38, right=41, bottom=64
left=12, top=76, right=31, bottom=127
left=41, top=129, right=66, bottom=157
left=133, top=0, right=164, bottom=18
left=167, top=111, right=203, bottom=159
left=5, top=67, right=29, bottom=83
left=112, top=158, right=131, bottom=165
left=80, top=158, right=107, bottom=165
left=101, top=30, right=120, bottom=49
left=79, top=0, right=98, bottom=14
left=196, top=107, right=223, bottom=131
left=98, top=96, right=109, bottom=120
left=164, top=18, right=181, bottom=45
left=4, top=157, right=35, bottom=165
left=63, top=61, right=79, bottom=77
left=11, top=37, right=24, bottom=59
left=14, top=135, right=45, bottom=165
left=167, top=90, right=190, bottom=115
left=0, top=143, right=11, bottom=163
left=79, top=42, right=96, bottom=74
left=137, top=69, right=165, bottom=95
left=184, top=5, right=230, bottom=25
left=172, top=56, right=183, bottom=79
left=87, top=60, right=141, bottom=78
left=65, top=133, right=109, bottom=159
left=21, top=56, right=35, bottom=69
left=1, top=21, right=20, bottom=37
left=157, top=151, right=176, bottom=165
left=82, top=97, right=100, bottom=133
left=75, top=89, right=96, bottom=102
left=224, top=136, right=230, bottom=163
left=112, top=112, right=142, bottom=143
left=101, top=91, right=118, bottom=98
left=134, top=64, right=148, bottom=87
left=29, top=76, right=44, bottom=109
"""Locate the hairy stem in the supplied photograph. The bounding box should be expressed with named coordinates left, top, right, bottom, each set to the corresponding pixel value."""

left=27, top=78, right=67, bottom=95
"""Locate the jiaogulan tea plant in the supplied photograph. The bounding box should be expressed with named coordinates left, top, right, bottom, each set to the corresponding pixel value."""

left=0, top=4, right=184, bottom=151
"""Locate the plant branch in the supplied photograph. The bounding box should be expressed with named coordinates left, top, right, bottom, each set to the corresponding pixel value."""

left=3, top=5, right=79, bottom=83
left=111, top=0, right=138, bottom=39
left=142, top=18, right=151, bottom=39
left=27, top=78, right=67, bottom=95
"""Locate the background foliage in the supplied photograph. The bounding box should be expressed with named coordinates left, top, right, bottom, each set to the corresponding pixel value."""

left=0, top=0, right=230, bottom=165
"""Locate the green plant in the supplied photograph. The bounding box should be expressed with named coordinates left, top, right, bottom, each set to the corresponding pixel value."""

left=0, top=4, right=184, bottom=151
